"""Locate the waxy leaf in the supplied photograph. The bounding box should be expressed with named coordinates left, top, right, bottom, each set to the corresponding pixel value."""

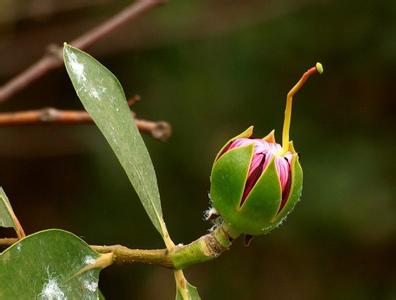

left=0, top=229, right=109, bottom=299
left=63, top=44, right=165, bottom=235
left=0, top=187, right=25, bottom=238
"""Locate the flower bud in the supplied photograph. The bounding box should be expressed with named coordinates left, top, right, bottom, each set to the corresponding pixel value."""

left=210, top=126, right=302, bottom=235
left=210, top=63, right=322, bottom=236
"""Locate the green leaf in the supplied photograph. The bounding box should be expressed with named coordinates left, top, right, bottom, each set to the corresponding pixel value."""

left=0, top=188, right=15, bottom=229
left=176, top=280, right=201, bottom=300
left=0, top=187, right=25, bottom=238
left=63, top=44, right=165, bottom=235
left=0, top=229, right=110, bottom=299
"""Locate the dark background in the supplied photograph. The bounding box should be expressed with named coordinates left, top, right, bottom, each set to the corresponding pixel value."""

left=1, top=0, right=395, bottom=299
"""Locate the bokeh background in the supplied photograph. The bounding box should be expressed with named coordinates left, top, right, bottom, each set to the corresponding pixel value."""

left=1, top=0, right=395, bottom=299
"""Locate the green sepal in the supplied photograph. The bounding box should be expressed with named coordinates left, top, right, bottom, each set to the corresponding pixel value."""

left=238, top=157, right=282, bottom=235
left=271, top=153, right=303, bottom=225
left=210, top=144, right=253, bottom=234
left=214, top=126, right=253, bottom=161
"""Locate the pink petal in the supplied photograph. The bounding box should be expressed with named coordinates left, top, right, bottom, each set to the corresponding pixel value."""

left=222, top=138, right=293, bottom=208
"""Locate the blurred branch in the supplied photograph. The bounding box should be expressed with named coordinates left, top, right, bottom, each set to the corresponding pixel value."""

left=1, top=0, right=314, bottom=78
left=0, top=238, right=18, bottom=247
left=0, top=0, right=111, bottom=26
left=0, top=0, right=167, bottom=103
left=0, top=105, right=172, bottom=141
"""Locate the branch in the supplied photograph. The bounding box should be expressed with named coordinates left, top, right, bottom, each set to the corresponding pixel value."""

left=0, top=225, right=235, bottom=269
left=91, top=245, right=173, bottom=268
left=0, top=107, right=172, bottom=141
left=0, top=0, right=167, bottom=103
left=0, top=238, right=18, bottom=247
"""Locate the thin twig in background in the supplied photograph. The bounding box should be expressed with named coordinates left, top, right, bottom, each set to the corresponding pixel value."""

left=0, top=95, right=172, bottom=141
left=0, top=109, right=171, bottom=141
left=0, top=238, right=18, bottom=247
left=0, top=0, right=167, bottom=103
left=0, top=95, right=171, bottom=141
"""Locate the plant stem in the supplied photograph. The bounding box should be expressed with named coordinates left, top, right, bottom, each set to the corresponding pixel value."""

left=92, top=225, right=236, bottom=269
left=91, top=245, right=173, bottom=268
left=174, top=269, right=189, bottom=299
left=169, top=225, right=234, bottom=269
left=0, top=224, right=237, bottom=269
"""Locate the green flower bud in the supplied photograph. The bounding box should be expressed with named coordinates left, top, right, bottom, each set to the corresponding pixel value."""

left=210, top=127, right=302, bottom=236
left=210, top=63, right=323, bottom=236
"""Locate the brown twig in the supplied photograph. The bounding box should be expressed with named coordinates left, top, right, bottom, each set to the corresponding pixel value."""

left=127, top=94, right=141, bottom=106
left=0, top=238, right=18, bottom=247
left=11, top=214, right=26, bottom=240
left=0, top=0, right=167, bottom=103
left=0, top=107, right=172, bottom=141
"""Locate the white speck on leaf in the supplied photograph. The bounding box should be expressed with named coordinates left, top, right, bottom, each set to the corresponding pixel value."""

left=84, top=256, right=96, bottom=265
left=83, top=280, right=98, bottom=292
left=39, top=279, right=66, bottom=300
left=16, top=243, right=22, bottom=252
left=90, top=88, right=100, bottom=100
left=68, top=52, right=86, bottom=83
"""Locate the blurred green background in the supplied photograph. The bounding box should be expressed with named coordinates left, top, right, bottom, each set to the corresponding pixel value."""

left=0, top=0, right=395, bottom=299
